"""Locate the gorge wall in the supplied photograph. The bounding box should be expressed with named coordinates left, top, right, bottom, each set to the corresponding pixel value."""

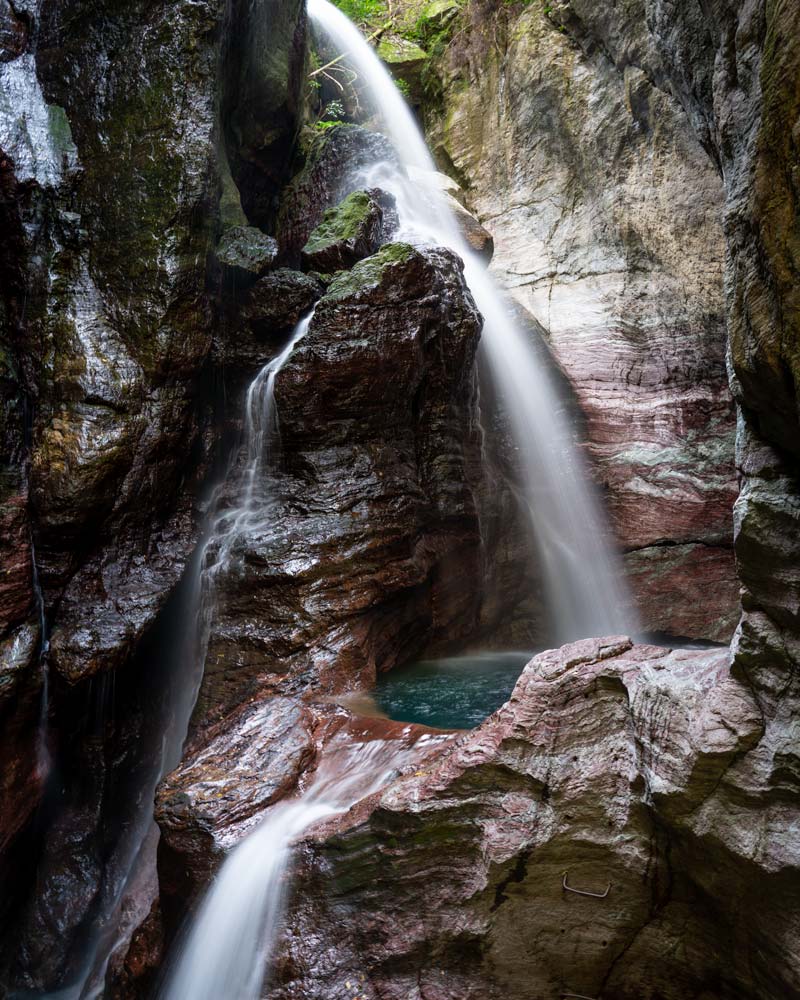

left=0, top=0, right=798, bottom=997
left=419, top=0, right=741, bottom=641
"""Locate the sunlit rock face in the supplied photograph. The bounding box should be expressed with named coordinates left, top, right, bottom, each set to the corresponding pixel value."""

left=425, top=4, right=738, bottom=642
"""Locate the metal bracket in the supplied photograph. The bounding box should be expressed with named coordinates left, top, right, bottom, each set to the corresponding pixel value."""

left=561, top=870, right=611, bottom=898
left=561, top=994, right=599, bottom=999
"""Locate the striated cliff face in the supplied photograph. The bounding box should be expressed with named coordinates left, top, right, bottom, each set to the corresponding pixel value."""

left=254, top=4, right=800, bottom=999
left=0, top=0, right=799, bottom=996
left=0, top=0, right=307, bottom=986
left=423, top=0, right=740, bottom=641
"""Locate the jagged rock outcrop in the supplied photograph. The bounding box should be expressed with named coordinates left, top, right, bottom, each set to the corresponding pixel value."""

left=270, top=636, right=780, bottom=1000
left=424, top=2, right=739, bottom=641
left=197, top=242, right=485, bottom=720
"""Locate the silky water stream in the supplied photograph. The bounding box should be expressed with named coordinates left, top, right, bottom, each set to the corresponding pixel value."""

left=154, top=4, right=642, bottom=994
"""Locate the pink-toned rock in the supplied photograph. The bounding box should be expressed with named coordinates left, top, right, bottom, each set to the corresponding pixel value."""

left=427, top=10, right=738, bottom=642
left=267, top=637, right=780, bottom=1000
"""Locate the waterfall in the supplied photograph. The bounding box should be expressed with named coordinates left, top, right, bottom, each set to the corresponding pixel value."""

left=308, top=0, right=636, bottom=644
left=35, top=315, right=313, bottom=1000
left=157, top=734, right=438, bottom=1000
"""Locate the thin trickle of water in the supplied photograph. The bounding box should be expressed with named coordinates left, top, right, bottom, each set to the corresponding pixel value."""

left=309, top=0, right=636, bottom=644
left=158, top=734, right=443, bottom=1000
left=38, top=315, right=313, bottom=1000
left=206, top=312, right=312, bottom=578
left=29, top=537, right=51, bottom=781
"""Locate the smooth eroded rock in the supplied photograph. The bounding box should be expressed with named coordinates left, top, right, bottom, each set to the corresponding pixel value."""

left=272, top=637, right=771, bottom=1000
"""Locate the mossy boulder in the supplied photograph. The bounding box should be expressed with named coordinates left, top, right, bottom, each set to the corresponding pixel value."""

left=301, top=189, right=396, bottom=271
left=322, top=242, right=417, bottom=301
left=216, top=225, right=279, bottom=286
left=277, top=124, right=398, bottom=264
left=378, top=34, right=428, bottom=103
left=418, top=0, right=460, bottom=28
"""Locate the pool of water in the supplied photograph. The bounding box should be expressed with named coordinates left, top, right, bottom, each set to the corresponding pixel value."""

left=374, top=651, right=534, bottom=730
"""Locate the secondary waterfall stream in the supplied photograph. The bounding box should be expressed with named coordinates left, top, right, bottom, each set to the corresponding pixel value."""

left=35, top=316, right=313, bottom=1000
left=157, top=733, right=444, bottom=1000
left=309, top=0, right=635, bottom=645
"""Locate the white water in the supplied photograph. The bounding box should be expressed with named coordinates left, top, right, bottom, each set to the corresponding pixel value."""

left=36, top=316, right=313, bottom=1000
left=159, top=734, right=436, bottom=1000
left=206, top=313, right=312, bottom=576
left=309, top=0, right=634, bottom=643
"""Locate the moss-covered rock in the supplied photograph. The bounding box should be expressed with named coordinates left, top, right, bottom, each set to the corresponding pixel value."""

left=377, top=34, right=428, bottom=101
left=277, top=124, right=398, bottom=264
left=301, top=189, right=395, bottom=271
left=322, top=241, right=417, bottom=300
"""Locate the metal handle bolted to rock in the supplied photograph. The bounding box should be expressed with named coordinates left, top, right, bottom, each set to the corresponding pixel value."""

left=561, top=870, right=611, bottom=898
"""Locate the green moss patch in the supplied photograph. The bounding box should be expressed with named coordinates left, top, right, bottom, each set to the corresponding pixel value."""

left=323, top=242, right=416, bottom=300
left=302, top=190, right=375, bottom=255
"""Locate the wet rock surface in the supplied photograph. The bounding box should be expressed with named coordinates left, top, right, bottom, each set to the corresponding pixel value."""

left=197, top=242, right=485, bottom=720
left=273, top=636, right=779, bottom=1000
left=1, top=0, right=799, bottom=997
left=216, top=225, right=279, bottom=285
left=157, top=697, right=316, bottom=894
left=426, top=2, right=738, bottom=641
left=0, top=0, right=308, bottom=987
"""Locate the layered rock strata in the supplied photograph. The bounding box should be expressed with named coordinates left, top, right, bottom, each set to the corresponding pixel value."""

left=271, top=636, right=788, bottom=1000
left=425, top=2, right=739, bottom=640
left=197, top=242, right=485, bottom=719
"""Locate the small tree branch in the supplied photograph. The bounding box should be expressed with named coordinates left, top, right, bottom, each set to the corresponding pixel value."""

left=309, top=20, right=392, bottom=78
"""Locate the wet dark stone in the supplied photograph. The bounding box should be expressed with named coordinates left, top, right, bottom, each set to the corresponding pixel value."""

left=240, top=268, right=323, bottom=337
left=196, top=242, right=484, bottom=720
left=277, top=124, right=399, bottom=265
left=215, top=225, right=279, bottom=287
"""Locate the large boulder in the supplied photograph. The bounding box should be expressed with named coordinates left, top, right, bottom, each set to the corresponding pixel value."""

left=196, top=242, right=485, bottom=720
left=269, top=637, right=787, bottom=1000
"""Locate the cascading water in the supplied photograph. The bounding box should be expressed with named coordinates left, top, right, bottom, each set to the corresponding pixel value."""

left=308, top=0, right=636, bottom=644
left=151, top=18, right=639, bottom=1000
left=157, top=734, right=442, bottom=1000
left=34, top=315, right=313, bottom=1000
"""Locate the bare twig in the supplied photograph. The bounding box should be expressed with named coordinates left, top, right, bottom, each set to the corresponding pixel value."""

left=309, top=20, right=393, bottom=78
left=320, top=68, right=345, bottom=92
